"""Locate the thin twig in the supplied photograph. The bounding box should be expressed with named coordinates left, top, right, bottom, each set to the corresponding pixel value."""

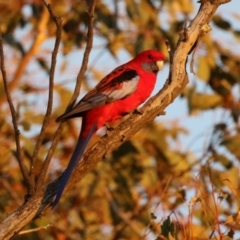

left=0, top=30, right=33, bottom=192
left=34, top=0, right=62, bottom=190
left=37, top=123, right=65, bottom=190
left=19, top=224, right=52, bottom=235
left=68, top=0, right=97, bottom=106
left=36, top=0, right=97, bottom=188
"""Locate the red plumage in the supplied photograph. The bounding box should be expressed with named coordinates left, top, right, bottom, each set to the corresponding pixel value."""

left=53, top=50, right=165, bottom=207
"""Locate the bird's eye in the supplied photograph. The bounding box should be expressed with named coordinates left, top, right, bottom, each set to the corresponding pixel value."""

left=148, top=54, right=153, bottom=59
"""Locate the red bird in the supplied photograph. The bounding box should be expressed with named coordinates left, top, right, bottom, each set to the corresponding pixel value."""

left=53, top=50, right=165, bottom=207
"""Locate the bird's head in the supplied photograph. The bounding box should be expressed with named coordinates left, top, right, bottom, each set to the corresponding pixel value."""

left=132, top=50, right=165, bottom=74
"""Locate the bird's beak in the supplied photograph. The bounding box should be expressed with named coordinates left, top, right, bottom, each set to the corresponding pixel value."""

left=156, top=60, right=164, bottom=70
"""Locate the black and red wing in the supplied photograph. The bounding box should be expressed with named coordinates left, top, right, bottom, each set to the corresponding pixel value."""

left=56, top=67, right=139, bottom=122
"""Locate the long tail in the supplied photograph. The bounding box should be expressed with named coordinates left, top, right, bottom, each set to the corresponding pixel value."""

left=52, top=123, right=97, bottom=208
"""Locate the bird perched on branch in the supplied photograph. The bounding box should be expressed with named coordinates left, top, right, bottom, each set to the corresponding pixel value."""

left=52, top=49, right=165, bottom=207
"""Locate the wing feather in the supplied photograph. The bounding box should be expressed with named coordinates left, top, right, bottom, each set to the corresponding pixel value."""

left=56, top=67, right=139, bottom=122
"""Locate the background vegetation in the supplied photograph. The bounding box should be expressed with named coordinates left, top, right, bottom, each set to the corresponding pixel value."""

left=0, top=0, right=239, bottom=239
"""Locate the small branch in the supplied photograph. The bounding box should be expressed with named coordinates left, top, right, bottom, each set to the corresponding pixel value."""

left=34, top=0, right=62, bottom=190
left=190, top=42, right=198, bottom=74
left=0, top=30, right=33, bottom=192
left=190, top=24, right=211, bottom=74
left=19, top=224, right=52, bottom=235
left=37, top=123, right=65, bottom=188
left=68, top=0, right=97, bottom=106
left=35, top=0, right=97, bottom=189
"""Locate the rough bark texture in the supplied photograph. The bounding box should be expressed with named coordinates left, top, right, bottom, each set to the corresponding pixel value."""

left=0, top=0, right=231, bottom=239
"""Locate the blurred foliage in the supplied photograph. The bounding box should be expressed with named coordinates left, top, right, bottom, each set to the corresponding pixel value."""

left=0, top=0, right=240, bottom=239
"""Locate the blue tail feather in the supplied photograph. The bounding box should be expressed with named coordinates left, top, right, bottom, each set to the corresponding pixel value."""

left=52, top=124, right=97, bottom=208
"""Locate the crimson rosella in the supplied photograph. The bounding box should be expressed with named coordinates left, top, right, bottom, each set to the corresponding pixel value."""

left=52, top=50, right=165, bottom=207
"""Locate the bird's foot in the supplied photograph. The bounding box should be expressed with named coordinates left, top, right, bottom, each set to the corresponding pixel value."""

left=134, top=109, right=143, bottom=115
left=105, top=123, right=115, bottom=135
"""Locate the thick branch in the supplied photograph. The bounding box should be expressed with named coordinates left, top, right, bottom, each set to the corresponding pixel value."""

left=0, top=1, right=230, bottom=239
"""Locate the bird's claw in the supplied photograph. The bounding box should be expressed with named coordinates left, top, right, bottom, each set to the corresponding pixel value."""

left=134, top=109, right=143, bottom=115
left=105, top=123, right=115, bottom=132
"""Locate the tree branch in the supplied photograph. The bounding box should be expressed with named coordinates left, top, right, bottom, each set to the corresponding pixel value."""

left=18, top=224, right=52, bottom=235
left=0, top=30, right=33, bottom=192
left=70, top=0, right=96, bottom=105
left=35, top=0, right=97, bottom=191
left=33, top=0, right=62, bottom=190
left=0, top=0, right=230, bottom=239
